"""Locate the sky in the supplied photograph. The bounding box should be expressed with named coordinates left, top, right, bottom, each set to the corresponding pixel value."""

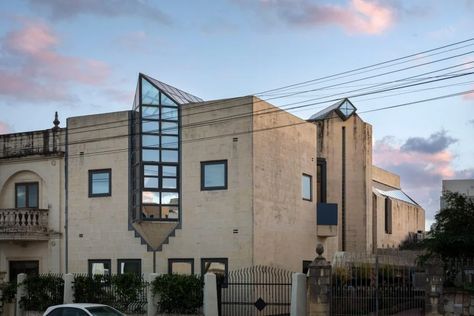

left=0, top=0, right=473, bottom=230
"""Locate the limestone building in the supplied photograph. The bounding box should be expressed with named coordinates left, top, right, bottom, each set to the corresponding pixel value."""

left=0, top=74, right=424, bottom=281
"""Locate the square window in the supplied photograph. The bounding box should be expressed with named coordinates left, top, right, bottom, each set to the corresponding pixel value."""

left=88, top=259, right=111, bottom=276
left=302, top=174, right=312, bottom=201
left=201, top=258, right=228, bottom=285
left=169, top=259, right=194, bottom=275
left=201, top=160, right=227, bottom=191
left=117, top=259, right=141, bottom=275
left=89, top=170, right=111, bottom=197
left=15, top=182, right=39, bottom=208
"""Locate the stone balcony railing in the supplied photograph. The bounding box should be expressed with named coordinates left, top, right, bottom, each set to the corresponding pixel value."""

left=0, top=208, right=49, bottom=240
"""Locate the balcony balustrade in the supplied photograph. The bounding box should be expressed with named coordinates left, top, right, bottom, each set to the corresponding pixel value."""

left=0, top=208, right=49, bottom=240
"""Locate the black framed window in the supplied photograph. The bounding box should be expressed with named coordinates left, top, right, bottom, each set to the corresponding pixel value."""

left=168, top=258, right=194, bottom=275
left=317, top=158, right=327, bottom=203
left=201, top=258, right=228, bottom=277
left=88, top=259, right=111, bottom=276
left=302, top=174, right=312, bottom=201
left=89, top=169, right=111, bottom=197
left=45, top=308, right=89, bottom=316
left=385, top=198, right=392, bottom=234
left=15, top=182, right=39, bottom=208
left=117, top=259, right=141, bottom=275
left=9, top=260, right=39, bottom=283
left=201, top=160, right=228, bottom=191
left=302, top=260, right=312, bottom=274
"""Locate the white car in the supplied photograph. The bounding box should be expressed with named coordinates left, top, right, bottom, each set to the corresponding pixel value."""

left=43, top=304, right=125, bottom=316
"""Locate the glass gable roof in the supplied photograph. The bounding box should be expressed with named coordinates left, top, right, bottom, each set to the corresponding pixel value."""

left=141, top=74, right=203, bottom=105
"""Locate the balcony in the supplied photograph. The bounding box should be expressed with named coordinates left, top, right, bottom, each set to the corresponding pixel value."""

left=0, top=208, right=49, bottom=241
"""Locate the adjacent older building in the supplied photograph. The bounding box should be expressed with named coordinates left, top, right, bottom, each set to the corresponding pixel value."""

left=0, top=74, right=424, bottom=281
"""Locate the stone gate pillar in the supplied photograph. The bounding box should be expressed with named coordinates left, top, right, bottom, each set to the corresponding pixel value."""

left=425, top=256, right=444, bottom=315
left=307, top=244, right=332, bottom=316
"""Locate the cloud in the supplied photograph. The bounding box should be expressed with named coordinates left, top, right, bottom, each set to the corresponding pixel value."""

left=463, top=86, right=474, bottom=101
left=0, top=20, right=110, bottom=102
left=257, top=0, right=396, bottom=34
left=469, top=119, right=474, bottom=126
left=26, top=0, right=171, bottom=25
left=373, top=132, right=472, bottom=228
left=400, top=130, right=457, bottom=154
left=0, top=121, right=12, bottom=134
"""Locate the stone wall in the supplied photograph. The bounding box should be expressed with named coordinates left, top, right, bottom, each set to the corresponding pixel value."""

left=443, top=290, right=474, bottom=316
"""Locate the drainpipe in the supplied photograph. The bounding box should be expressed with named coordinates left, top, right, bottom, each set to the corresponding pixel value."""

left=64, top=121, right=69, bottom=273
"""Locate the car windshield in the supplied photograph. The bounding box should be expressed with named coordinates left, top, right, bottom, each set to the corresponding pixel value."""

left=85, top=307, right=123, bottom=316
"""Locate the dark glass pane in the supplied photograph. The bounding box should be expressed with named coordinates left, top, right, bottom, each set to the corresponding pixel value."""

left=204, top=163, right=225, bottom=188
left=162, top=178, right=177, bottom=189
left=141, top=106, right=159, bottom=120
left=161, top=107, right=178, bottom=121
left=142, top=149, right=159, bottom=162
left=141, top=78, right=159, bottom=105
left=28, top=184, right=38, bottom=208
left=142, top=135, right=160, bottom=148
left=119, top=260, right=141, bottom=275
left=161, top=192, right=179, bottom=205
left=86, top=307, right=123, bottom=316
left=144, top=177, right=159, bottom=189
left=161, top=121, right=178, bottom=135
left=302, top=175, right=311, bottom=200
left=162, top=150, right=178, bottom=162
left=142, top=191, right=160, bottom=204
left=162, top=166, right=177, bottom=177
left=142, top=120, right=159, bottom=134
left=144, top=165, right=159, bottom=176
left=161, top=136, right=179, bottom=149
left=92, top=172, right=110, bottom=194
left=16, top=185, right=26, bottom=208
left=90, top=261, right=110, bottom=275
left=161, top=93, right=177, bottom=106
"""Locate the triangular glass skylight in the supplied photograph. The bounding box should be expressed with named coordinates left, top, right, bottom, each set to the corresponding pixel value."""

left=141, top=78, right=159, bottom=105
left=337, top=99, right=356, bottom=120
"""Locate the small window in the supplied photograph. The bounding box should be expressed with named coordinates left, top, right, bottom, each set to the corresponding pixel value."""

left=201, top=160, right=228, bottom=191
left=317, top=158, right=327, bottom=203
left=201, top=258, right=228, bottom=277
left=302, top=260, right=312, bottom=274
left=118, top=259, right=141, bottom=275
left=89, top=169, right=111, bottom=197
left=88, top=259, right=111, bottom=276
left=15, top=182, right=39, bottom=208
left=168, top=258, right=194, bottom=275
left=385, top=198, right=392, bottom=234
left=302, top=174, right=312, bottom=201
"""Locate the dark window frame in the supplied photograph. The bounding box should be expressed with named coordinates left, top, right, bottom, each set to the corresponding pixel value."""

left=201, top=160, right=228, bottom=191
left=88, top=259, right=111, bottom=276
left=302, top=260, right=312, bottom=274
left=385, top=197, right=393, bottom=234
left=88, top=169, right=112, bottom=197
left=117, top=259, right=142, bottom=275
left=200, top=258, right=228, bottom=277
left=15, top=182, right=39, bottom=208
left=46, top=307, right=89, bottom=316
left=168, top=258, right=194, bottom=275
left=9, top=260, right=39, bottom=283
left=317, top=158, right=327, bottom=203
left=302, top=173, right=313, bottom=201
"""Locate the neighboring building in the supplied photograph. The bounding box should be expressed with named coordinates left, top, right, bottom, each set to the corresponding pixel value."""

left=0, top=74, right=425, bottom=281
left=441, top=179, right=474, bottom=209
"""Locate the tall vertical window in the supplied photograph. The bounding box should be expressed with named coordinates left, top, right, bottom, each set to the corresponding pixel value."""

left=89, top=169, right=111, bottom=197
left=385, top=197, right=392, bottom=234
left=15, top=182, right=39, bottom=208
left=317, top=158, right=327, bottom=203
left=201, top=160, right=228, bottom=190
left=302, top=174, right=312, bottom=201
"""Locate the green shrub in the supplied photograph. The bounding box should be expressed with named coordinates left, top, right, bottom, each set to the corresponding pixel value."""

left=151, top=274, right=203, bottom=314
left=73, top=274, right=114, bottom=304
left=19, top=274, right=64, bottom=311
left=111, top=274, right=147, bottom=313
left=0, top=282, right=17, bottom=303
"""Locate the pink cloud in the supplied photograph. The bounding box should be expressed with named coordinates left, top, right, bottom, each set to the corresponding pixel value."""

left=0, top=20, right=110, bottom=102
left=463, top=85, right=474, bottom=101
left=260, top=0, right=396, bottom=34
left=0, top=121, right=12, bottom=134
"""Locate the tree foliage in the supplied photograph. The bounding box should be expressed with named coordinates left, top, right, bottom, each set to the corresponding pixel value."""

left=424, top=191, right=474, bottom=258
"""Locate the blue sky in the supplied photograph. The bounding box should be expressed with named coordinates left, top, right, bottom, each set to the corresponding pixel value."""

left=1, top=0, right=473, bottom=229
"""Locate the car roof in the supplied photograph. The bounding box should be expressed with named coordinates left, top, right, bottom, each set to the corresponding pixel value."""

left=49, top=304, right=107, bottom=308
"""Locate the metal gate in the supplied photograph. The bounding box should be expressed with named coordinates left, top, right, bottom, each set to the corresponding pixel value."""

left=220, top=265, right=293, bottom=316
left=330, top=254, right=425, bottom=316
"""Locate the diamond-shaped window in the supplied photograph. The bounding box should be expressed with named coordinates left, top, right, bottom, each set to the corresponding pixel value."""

left=337, top=100, right=356, bottom=120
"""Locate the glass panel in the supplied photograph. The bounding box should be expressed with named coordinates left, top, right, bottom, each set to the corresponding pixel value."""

left=141, top=106, right=159, bottom=120
left=142, top=135, right=160, bottom=148
left=91, top=262, right=110, bottom=275
left=171, top=262, right=192, bottom=275
left=144, top=177, right=159, bottom=189
left=162, top=178, right=177, bottom=189
left=92, top=172, right=110, bottom=194
left=142, top=149, right=159, bottom=162
left=161, top=92, right=177, bottom=106
left=203, top=261, right=225, bottom=274
left=16, top=185, right=26, bottom=208
left=161, top=121, right=178, bottom=135
left=162, top=150, right=178, bottom=162
left=161, top=192, right=179, bottom=205
left=28, top=184, right=38, bottom=208
left=161, top=136, right=179, bottom=149
left=302, top=175, right=311, bottom=200
left=161, top=107, right=178, bottom=121
left=142, top=191, right=160, bottom=204
left=163, top=166, right=177, bottom=177
left=141, top=78, right=159, bottom=105
left=162, top=205, right=179, bottom=219
left=142, top=205, right=160, bottom=219
left=144, top=165, right=159, bottom=176
left=204, top=163, right=225, bottom=188
left=86, top=306, right=123, bottom=316
left=120, top=260, right=141, bottom=274
left=142, top=120, right=159, bottom=134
